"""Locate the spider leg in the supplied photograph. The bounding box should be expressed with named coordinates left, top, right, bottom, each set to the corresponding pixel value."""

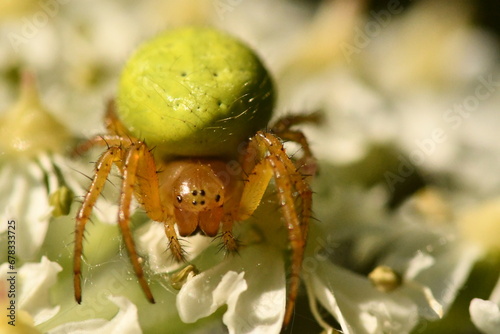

left=261, top=151, right=305, bottom=327
left=164, top=217, right=185, bottom=262
left=261, top=132, right=313, bottom=239
left=236, top=131, right=312, bottom=327
left=118, top=142, right=158, bottom=303
left=270, top=112, right=321, bottom=177
left=104, top=99, right=132, bottom=137
left=130, top=144, right=185, bottom=262
left=73, top=101, right=132, bottom=157
left=269, top=115, right=316, bottom=238
left=275, top=129, right=313, bottom=159
left=270, top=111, right=323, bottom=134
left=74, top=146, right=122, bottom=303
left=236, top=155, right=273, bottom=221
left=258, top=134, right=313, bottom=325
left=120, top=141, right=187, bottom=298
left=221, top=214, right=239, bottom=253
left=72, top=135, right=132, bottom=157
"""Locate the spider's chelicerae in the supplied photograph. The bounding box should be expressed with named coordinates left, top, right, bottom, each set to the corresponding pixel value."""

left=74, top=27, right=316, bottom=327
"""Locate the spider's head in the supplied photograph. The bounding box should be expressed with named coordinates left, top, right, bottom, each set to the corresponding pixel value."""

left=172, top=162, right=225, bottom=237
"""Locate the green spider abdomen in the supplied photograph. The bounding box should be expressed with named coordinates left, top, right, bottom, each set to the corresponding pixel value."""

left=116, top=27, right=275, bottom=158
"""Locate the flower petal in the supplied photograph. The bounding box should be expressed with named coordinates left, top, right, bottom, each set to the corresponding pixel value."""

left=136, top=221, right=211, bottom=273
left=177, top=244, right=286, bottom=334
left=0, top=161, right=52, bottom=260
left=47, top=295, right=142, bottom=334
left=180, top=270, right=247, bottom=323
left=470, top=298, right=500, bottom=334
left=17, top=256, right=62, bottom=325
left=309, top=261, right=419, bottom=334
left=1, top=257, right=61, bottom=326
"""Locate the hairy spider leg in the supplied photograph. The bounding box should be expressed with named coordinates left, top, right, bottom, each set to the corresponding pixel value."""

left=235, top=131, right=312, bottom=327
left=72, top=135, right=132, bottom=157
left=270, top=112, right=321, bottom=159
left=129, top=144, right=185, bottom=262
left=117, top=142, right=158, bottom=303
left=221, top=214, right=239, bottom=252
left=75, top=135, right=190, bottom=304
left=74, top=145, right=123, bottom=303
left=270, top=112, right=323, bottom=133
left=72, top=101, right=131, bottom=157
left=103, top=100, right=130, bottom=137
left=256, top=132, right=312, bottom=326
left=266, top=132, right=313, bottom=240
left=104, top=104, right=216, bottom=260
left=270, top=115, right=317, bottom=239
left=271, top=112, right=321, bottom=180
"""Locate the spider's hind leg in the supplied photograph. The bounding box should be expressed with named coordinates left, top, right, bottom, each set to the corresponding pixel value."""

left=72, top=101, right=132, bottom=157
left=270, top=112, right=321, bottom=177
left=104, top=99, right=131, bottom=137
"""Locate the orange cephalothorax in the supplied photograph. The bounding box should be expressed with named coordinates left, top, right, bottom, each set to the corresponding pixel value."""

left=162, top=160, right=227, bottom=237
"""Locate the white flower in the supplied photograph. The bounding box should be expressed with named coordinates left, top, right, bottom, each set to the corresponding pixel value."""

left=177, top=244, right=286, bottom=334
left=47, top=296, right=142, bottom=334
left=16, top=257, right=62, bottom=324
left=457, top=197, right=500, bottom=333
left=305, top=262, right=420, bottom=334
left=471, top=269, right=500, bottom=333
left=0, top=256, right=61, bottom=331
left=136, top=221, right=212, bottom=273
left=0, top=72, right=78, bottom=260
left=136, top=209, right=288, bottom=333
left=470, top=298, right=500, bottom=334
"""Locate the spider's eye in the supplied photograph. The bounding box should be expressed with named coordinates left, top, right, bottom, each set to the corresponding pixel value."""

left=176, top=195, right=182, bottom=203
left=215, top=194, right=221, bottom=202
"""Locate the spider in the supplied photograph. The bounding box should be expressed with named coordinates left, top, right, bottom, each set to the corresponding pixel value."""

left=74, top=27, right=316, bottom=327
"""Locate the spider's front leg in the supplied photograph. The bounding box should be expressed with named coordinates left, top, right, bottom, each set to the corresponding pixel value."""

left=115, top=142, right=159, bottom=303
left=74, top=139, right=185, bottom=305
left=116, top=141, right=189, bottom=302
left=235, top=131, right=313, bottom=327
left=74, top=145, right=123, bottom=303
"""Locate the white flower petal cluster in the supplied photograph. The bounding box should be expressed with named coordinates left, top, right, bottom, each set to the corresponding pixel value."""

left=177, top=244, right=286, bottom=334
left=470, top=298, right=500, bottom=334
left=47, top=296, right=142, bottom=334
left=0, top=257, right=61, bottom=332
